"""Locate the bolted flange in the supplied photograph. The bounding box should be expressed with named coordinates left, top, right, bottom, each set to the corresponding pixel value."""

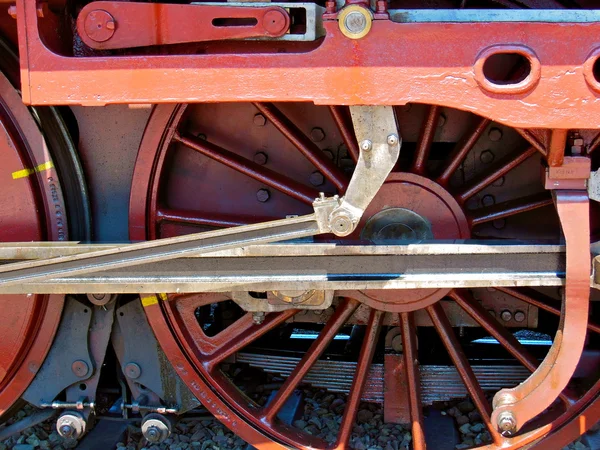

left=56, top=411, right=87, bottom=440
left=141, top=413, right=172, bottom=444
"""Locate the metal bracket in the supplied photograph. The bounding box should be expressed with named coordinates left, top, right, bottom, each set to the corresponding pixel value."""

left=325, top=105, right=401, bottom=236
left=491, top=157, right=591, bottom=435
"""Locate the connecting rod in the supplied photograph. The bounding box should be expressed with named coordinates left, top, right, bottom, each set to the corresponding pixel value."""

left=0, top=106, right=400, bottom=288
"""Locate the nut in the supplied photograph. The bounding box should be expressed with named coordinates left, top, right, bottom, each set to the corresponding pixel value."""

left=480, top=150, right=495, bottom=164
left=360, top=140, right=372, bottom=152
left=256, top=189, right=270, bottom=203
left=310, top=127, right=326, bottom=142
left=309, top=171, right=325, bottom=187
left=387, top=134, right=399, bottom=146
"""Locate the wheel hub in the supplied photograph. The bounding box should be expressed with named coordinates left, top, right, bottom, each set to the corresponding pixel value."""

left=345, top=172, right=470, bottom=312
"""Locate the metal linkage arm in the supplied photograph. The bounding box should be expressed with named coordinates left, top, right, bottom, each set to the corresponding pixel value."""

left=491, top=157, right=591, bottom=436
left=326, top=106, right=401, bottom=236
left=76, top=2, right=292, bottom=49
left=0, top=106, right=400, bottom=288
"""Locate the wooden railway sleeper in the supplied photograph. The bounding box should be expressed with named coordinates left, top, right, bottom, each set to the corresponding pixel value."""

left=491, top=156, right=592, bottom=436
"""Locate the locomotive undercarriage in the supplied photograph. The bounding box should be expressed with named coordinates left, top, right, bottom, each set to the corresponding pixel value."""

left=0, top=0, right=599, bottom=448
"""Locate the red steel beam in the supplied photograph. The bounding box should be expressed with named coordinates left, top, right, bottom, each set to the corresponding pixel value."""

left=14, top=0, right=600, bottom=129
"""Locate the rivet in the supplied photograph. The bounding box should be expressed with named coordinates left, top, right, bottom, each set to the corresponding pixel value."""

left=514, top=310, right=526, bottom=323
left=253, top=152, right=268, bottom=165
left=253, top=114, right=267, bottom=127
left=500, top=310, right=513, bottom=322
left=309, top=171, right=325, bottom=187
left=482, top=194, right=495, bottom=207
left=480, top=150, right=495, bottom=164
left=360, top=140, right=372, bottom=152
left=488, top=128, right=503, bottom=142
left=125, top=362, right=142, bottom=379
left=71, top=360, right=90, bottom=378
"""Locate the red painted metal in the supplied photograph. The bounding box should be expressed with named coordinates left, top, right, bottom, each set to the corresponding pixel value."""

left=400, top=312, right=426, bottom=450
left=0, top=71, right=65, bottom=415
left=383, top=353, right=410, bottom=424
left=131, top=101, right=600, bottom=448
left=14, top=0, right=600, bottom=131
left=76, top=2, right=291, bottom=50
left=491, top=189, right=591, bottom=434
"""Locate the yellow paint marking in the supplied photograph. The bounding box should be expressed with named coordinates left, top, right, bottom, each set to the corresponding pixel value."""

left=141, top=295, right=159, bottom=307
left=12, top=160, right=54, bottom=180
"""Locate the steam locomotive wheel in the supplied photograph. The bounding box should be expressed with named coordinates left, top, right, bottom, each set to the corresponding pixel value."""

left=0, top=69, right=67, bottom=415
left=130, top=102, right=600, bottom=448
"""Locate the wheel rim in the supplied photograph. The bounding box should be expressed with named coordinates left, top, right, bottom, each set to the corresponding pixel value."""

left=0, top=68, right=68, bottom=415
left=131, top=102, right=599, bottom=449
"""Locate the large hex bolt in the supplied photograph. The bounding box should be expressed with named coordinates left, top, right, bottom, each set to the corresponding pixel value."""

left=141, top=413, right=172, bottom=444
left=56, top=411, right=87, bottom=440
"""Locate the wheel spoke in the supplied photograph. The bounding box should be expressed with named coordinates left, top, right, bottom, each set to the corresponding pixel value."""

left=329, top=106, right=359, bottom=163
left=157, top=208, right=271, bottom=228
left=333, top=309, right=384, bottom=449
left=205, top=310, right=298, bottom=369
left=263, top=298, right=360, bottom=423
left=468, top=192, right=553, bottom=226
left=253, top=102, right=349, bottom=192
left=400, top=312, right=426, bottom=450
left=411, top=105, right=440, bottom=175
left=515, top=129, right=546, bottom=155
left=426, top=302, right=503, bottom=444
left=497, top=287, right=600, bottom=335
left=436, top=117, right=491, bottom=186
left=174, top=131, right=318, bottom=204
left=456, top=146, right=537, bottom=204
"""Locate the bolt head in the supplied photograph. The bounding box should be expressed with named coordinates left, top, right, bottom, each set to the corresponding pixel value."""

left=360, top=140, right=372, bottom=152
left=310, top=127, right=326, bottom=142
left=252, top=312, right=265, bottom=325
left=480, top=149, right=495, bottom=164
left=488, top=127, right=503, bottom=142
left=309, top=171, right=325, bottom=187
left=256, top=189, right=270, bottom=203
left=514, top=310, right=526, bottom=323
left=387, top=134, right=399, bottom=146
left=481, top=194, right=495, bottom=207
left=71, top=360, right=90, bottom=378
left=253, top=152, right=268, bottom=165
left=59, top=424, right=74, bottom=438
left=125, top=362, right=142, bottom=379
left=253, top=113, right=267, bottom=127
left=497, top=411, right=517, bottom=436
